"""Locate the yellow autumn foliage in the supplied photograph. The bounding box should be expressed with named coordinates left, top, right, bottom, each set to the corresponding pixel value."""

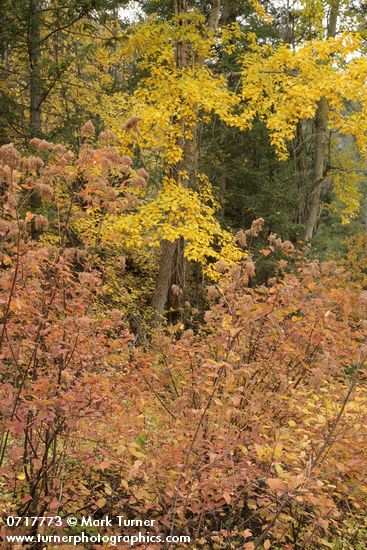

left=241, top=33, right=367, bottom=158
left=240, top=31, right=367, bottom=221
left=100, top=15, right=245, bottom=164
left=100, top=177, right=244, bottom=279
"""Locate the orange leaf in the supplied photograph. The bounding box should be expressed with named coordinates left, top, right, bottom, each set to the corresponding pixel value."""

left=266, top=477, right=286, bottom=492
left=230, top=327, right=244, bottom=338
left=95, top=497, right=106, bottom=508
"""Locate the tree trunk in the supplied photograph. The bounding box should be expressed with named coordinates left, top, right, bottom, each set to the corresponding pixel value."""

left=304, top=97, right=328, bottom=240
left=152, top=1, right=220, bottom=319
left=152, top=240, right=178, bottom=317
left=0, top=33, right=9, bottom=145
left=29, top=0, right=42, bottom=136
left=303, top=2, right=339, bottom=240
left=151, top=0, right=188, bottom=319
left=152, top=132, right=198, bottom=317
left=216, top=0, right=237, bottom=220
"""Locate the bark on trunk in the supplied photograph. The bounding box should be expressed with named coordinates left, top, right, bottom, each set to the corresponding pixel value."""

left=303, top=2, right=339, bottom=240
left=151, top=132, right=197, bottom=317
left=152, top=1, right=221, bottom=319
left=151, top=240, right=178, bottom=317
left=304, top=97, right=328, bottom=240
left=0, top=34, right=9, bottom=145
left=28, top=0, right=43, bottom=222
left=216, top=0, right=237, bottom=220
left=29, top=0, right=42, bottom=136
left=151, top=0, right=188, bottom=319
